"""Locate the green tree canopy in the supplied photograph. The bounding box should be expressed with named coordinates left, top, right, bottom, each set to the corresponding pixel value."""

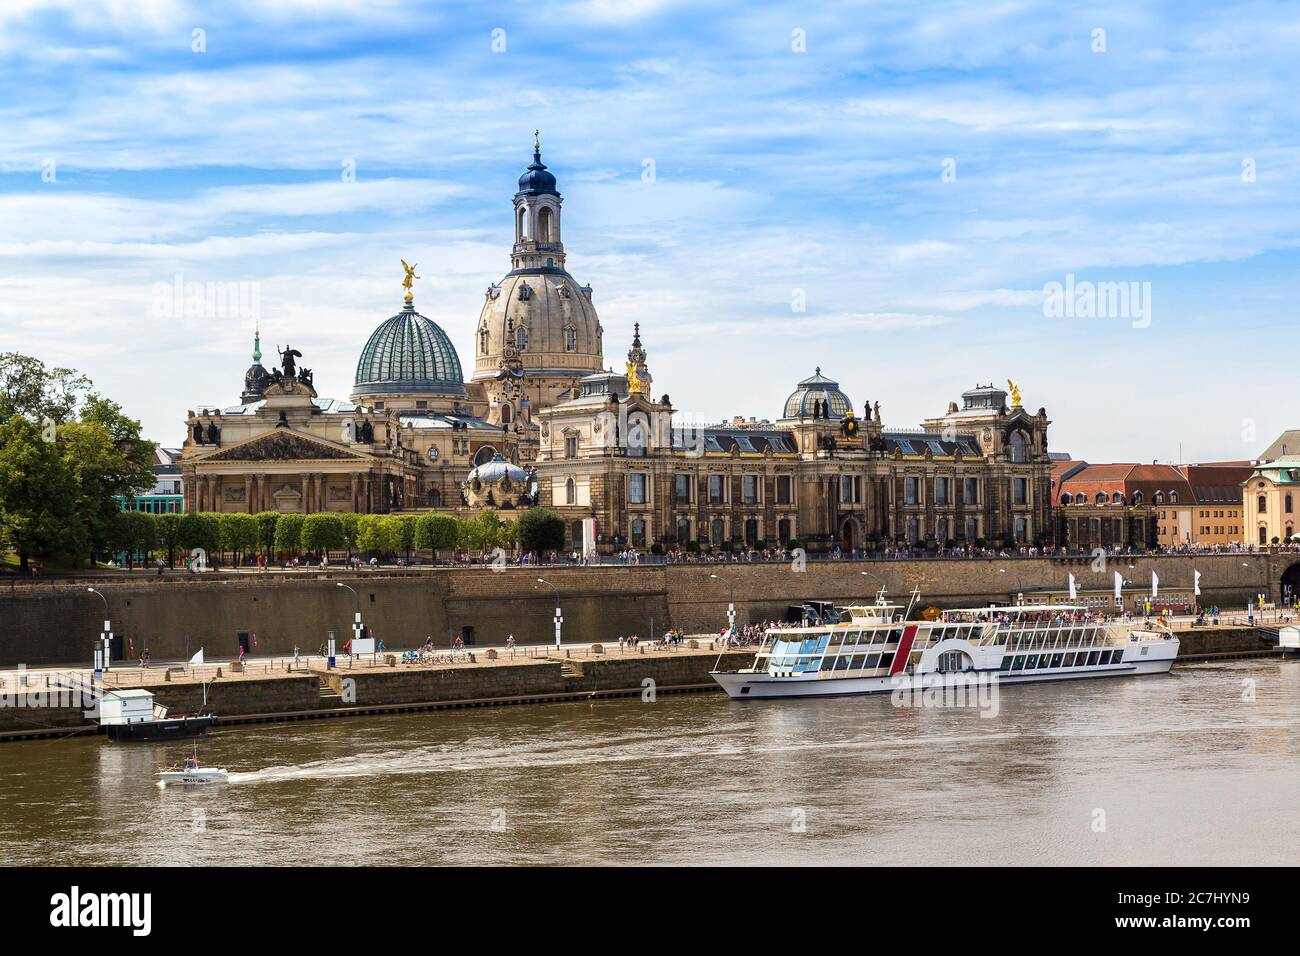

left=0, top=416, right=85, bottom=570
left=302, top=513, right=346, bottom=554
left=274, top=513, right=305, bottom=554
left=517, top=508, right=566, bottom=553
left=415, top=513, right=458, bottom=554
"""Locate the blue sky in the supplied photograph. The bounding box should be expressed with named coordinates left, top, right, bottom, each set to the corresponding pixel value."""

left=1, top=0, right=1297, bottom=461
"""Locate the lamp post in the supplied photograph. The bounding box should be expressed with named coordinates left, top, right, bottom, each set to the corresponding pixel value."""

left=87, top=587, right=111, bottom=674
left=710, top=573, right=735, bottom=630
left=537, top=578, right=562, bottom=648
left=336, top=582, right=362, bottom=657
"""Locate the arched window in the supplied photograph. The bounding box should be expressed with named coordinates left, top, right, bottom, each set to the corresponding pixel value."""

left=565, top=325, right=576, bottom=351
left=631, top=518, right=646, bottom=547
left=744, top=518, right=758, bottom=546
left=1112, top=492, right=1123, bottom=504
left=778, top=518, right=792, bottom=545
left=1132, top=491, right=1143, bottom=505
left=936, top=517, right=949, bottom=544
left=1169, top=491, right=1178, bottom=504
left=676, top=517, right=690, bottom=543
left=565, top=477, right=576, bottom=505
left=1095, top=492, right=1106, bottom=505
left=1153, top=492, right=1165, bottom=505
left=500, top=403, right=512, bottom=424
left=518, top=207, right=528, bottom=240
left=479, top=327, right=489, bottom=354
left=1060, top=493, right=1072, bottom=505
left=538, top=206, right=552, bottom=242
left=1258, top=495, right=1267, bottom=513
left=710, top=518, right=725, bottom=545
left=1287, top=494, right=1293, bottom=514
left=906, top=517, right=919, bottom=544
left=1008, top=432, right=1027, bottom=463
left=515, top=325, right=527, bottom=350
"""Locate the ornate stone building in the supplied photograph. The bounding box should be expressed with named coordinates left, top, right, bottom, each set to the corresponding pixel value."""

left=180, top=138, right=1056, bottom=550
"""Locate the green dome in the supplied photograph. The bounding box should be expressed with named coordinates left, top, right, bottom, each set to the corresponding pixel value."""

left=354, top=303, right=465, bottom=397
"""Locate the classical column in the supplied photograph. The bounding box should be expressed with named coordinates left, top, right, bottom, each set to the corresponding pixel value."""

left=301, top=474, right=310, bottom=514
left=316, top=474, right=326, bottom=513
left=350, top=473, right=360, bottom=513
left=244, top=474, right=253, bottom=514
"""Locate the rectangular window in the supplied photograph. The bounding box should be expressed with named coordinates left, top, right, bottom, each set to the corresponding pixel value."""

left=565, top=435, right=578, bottom=459
left=776, top=475, right=792, bottom=504
left=628, top=473, right=648, bottom=504
left=674, top=474, right=691, bottom=503
left=963, top=477, right=978, bottom=504
left=708, top=475, right=725, bottom=504
left=743, top=475, right=758, bottom=504
left=1013, top=478, right=1027, bottom=505
left=935, top=476, right=949, bottom=505
left=905, top=476, right=919, bottom=505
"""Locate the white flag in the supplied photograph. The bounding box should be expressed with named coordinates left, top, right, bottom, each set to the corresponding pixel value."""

left=1114, top=570, right=1123, bottom=599
left=1068, top=573, right=1078, bottom=600
left=189, top=648, right=204, bottom=666
left=1152, top=571, right=1159, bottom=598
left=1193, top=569, right=1201, bottom=596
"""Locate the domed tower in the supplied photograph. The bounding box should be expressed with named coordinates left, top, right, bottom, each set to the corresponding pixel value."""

left=473, top=133, right=605, bottom=419
left=241, top=326, right=270, bottom=404
left=352, top=291, right=466, bottom=411
left=781, top=368, right=854, bottom=420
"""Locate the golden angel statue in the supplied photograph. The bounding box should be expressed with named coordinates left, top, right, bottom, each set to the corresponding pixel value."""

left=626, top=360, right=643, bottom=394
left=1007, top=379, right=1022, bottom=407
left=401, top=259, right=420, bottom=302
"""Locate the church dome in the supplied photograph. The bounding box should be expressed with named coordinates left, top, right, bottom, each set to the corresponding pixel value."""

left=353, top=302, right=465, bottom=398
left=517, top=149, right=558, bottom=196
left=782, top=368, right=853, bottom=419
left=473, top=273, right=603, bottom=380
left=463, top=451, right=536, bottom=509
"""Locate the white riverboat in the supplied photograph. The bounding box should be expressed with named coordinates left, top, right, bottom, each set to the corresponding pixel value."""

left=711, top=591, right=1179, bottom=700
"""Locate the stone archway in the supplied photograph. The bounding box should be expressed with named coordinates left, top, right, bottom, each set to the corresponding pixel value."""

left=1280, top=562, right=1300, bottom=606
left=840, top=517, right=857, bottom=553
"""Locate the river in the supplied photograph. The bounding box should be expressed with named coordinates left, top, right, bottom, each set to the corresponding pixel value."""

left=2, top=659, right=1297, bottom=866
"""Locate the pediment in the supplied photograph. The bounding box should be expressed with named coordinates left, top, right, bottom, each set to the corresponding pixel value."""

left=202, top=429, right=369, bottom=463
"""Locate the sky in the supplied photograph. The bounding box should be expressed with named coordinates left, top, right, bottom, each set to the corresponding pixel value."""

left=1, top=0, right=1297, bottom=462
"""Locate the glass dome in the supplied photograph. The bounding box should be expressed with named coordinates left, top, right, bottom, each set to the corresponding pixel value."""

left=782, top=368, right=853, bottom=419
left=353, top=303, right=465, bottom=397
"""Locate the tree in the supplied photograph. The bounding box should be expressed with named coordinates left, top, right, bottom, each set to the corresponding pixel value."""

left=302, top=513, right=346, bottom=557
left=415, top=512, right=458, bottom=559
left=156, top=512, right=182, bottom=567
left=274, top=513, right=305, bottom=555
left=255, top=512, right=280, bottom=557
left=177, top=512, right=220, bottom=568
left=339, top=512, right=360, bottom=559
left=517, top=507, right=565, bottom=553
left=219, top=513, right=259, bottom=564
left=0, top=352, right=91, bottom=424
left=0, top=416, right=84, bottom=571
left=392, top=514, right=418, bottom=561
left=356, top=514, right=401, bottom=556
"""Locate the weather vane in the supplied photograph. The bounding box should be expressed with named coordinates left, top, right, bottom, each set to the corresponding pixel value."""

left=401, top=259, right=420, bottom=303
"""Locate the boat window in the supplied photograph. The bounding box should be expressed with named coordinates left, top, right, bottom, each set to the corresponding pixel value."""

left=1086, top=651, right=1099, bottom=665
left=878, top=652, right=895, bottom=671
left=1026, top=654, right=1040, bottom=669
left=865, top=653, right=881, bottom=669
left=1050, top=653, right=1064, bottom=668
left=999, top=656, right=1014, bottom=671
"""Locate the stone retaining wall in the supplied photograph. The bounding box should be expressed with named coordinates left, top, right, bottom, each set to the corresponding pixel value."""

left=3, top=553, right=1294, bottom=667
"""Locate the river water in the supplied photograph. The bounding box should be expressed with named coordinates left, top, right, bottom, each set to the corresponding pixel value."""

left=1, top=659, right=1297, bottom=866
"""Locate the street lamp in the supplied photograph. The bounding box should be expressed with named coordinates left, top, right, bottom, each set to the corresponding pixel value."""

left=336, top=582, right=363, bottom=655
left=537, top=577, right=562, bottom=648
left=710, top=573, right=735, bottom=630
left=87, top=587, right=111, bottom=673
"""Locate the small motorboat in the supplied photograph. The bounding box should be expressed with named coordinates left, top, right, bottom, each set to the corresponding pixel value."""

left=157, top=756, right=229, bottom=786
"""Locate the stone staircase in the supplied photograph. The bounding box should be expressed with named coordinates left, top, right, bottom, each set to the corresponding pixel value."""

left=318, top=676, right=343, bottom=707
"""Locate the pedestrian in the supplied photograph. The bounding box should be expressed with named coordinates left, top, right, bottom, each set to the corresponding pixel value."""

left=292, top=645, right=300, bottom=667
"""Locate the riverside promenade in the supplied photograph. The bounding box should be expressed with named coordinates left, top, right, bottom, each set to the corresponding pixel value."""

left=0, top=639, right=757, bottom=741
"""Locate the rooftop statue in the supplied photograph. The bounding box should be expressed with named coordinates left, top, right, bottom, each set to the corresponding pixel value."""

left=1007, top=379, right=1023, bottom=408
left=401, top=259, right=419, bottom=303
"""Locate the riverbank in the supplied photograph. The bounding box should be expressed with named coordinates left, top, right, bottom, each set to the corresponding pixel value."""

left=0, top=642, right=756, bottom=741
left=4, top=553, right=1298, bottom=666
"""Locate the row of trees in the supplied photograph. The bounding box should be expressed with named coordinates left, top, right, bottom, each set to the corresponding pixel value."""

left=112, top=507, right=570, bottom=567
left=0, top=353, right=158, bottom=571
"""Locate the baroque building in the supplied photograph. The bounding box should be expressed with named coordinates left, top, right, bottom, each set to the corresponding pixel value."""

left=180, top=139, right=1055, bottom=552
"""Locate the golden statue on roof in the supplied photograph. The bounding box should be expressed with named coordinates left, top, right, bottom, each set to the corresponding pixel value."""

left=626, top=360, right=643, bottom=395
left=1007, top=379, right=1022, bottom=407
left=401, top=259, right=420, bottom=303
